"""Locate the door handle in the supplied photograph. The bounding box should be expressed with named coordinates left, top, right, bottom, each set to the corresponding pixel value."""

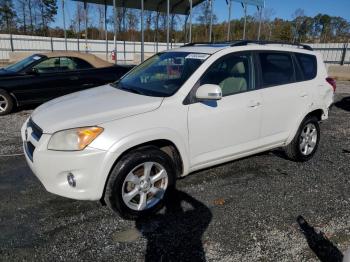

left=300, top=93, right=308, bottom=98
left=69, top=76, right=79, bottom=80
left=82, top=83, right=94, bottom=87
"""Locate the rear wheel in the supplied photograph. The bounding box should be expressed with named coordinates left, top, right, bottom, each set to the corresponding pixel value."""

left=104, top=147, right=176, bottom=219
left=284, top=116, right=320, bottom=162
left=0, top=89, right=14, bottom=116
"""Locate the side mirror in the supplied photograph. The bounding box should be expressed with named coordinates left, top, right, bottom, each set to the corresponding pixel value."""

left=195, top=84, right=222, bottom=101
left=26, top=68, right=39, bottom=75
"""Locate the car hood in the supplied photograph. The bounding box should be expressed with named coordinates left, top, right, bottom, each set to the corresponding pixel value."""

left=0, top=68, right=18, bottom=76
left=31, top=84, right=164, bottom=133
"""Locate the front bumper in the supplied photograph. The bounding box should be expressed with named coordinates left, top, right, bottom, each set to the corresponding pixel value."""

left=21, top=120, right=109, bottom=200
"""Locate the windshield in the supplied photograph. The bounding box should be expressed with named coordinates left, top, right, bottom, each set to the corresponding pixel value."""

left=114, top=52, right=209, bottom=97
left=5, top=55, right=44, bottom=72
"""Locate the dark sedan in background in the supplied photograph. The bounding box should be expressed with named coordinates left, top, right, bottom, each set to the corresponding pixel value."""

left=0, top=52, right=133, bottom=115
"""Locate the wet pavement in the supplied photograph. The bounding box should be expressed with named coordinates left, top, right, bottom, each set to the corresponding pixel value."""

left=0, top=82, right=350, bottom=261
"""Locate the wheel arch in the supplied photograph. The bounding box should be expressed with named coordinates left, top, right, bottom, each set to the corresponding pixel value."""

left=9, top=92, right=19, bottom=107
left=99, top=137, right=188, bottom=204
left=286, top=108, right=325, bottom=145
left=0, top=88, right=18, bottom=106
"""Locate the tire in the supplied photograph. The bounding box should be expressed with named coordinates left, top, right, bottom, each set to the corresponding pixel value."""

left=0, top=89, right=14, bottom=116
left=284, top=116, right=320, bottom=162
left=104, top=147, right=176, bottom=219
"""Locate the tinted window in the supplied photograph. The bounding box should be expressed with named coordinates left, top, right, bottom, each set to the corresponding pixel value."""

left=72, top=57, right=93, bottom=69
left=201, top=53, right=253, bottom=96
left=33, top=57, right=62, bottom=73
left=259, top=53, right=294, bottom=87
left=5, top=55, right=44, bottom=72
left=33, top=57, right=92, bottom=73
left=295, top=53, right=317, bottom=80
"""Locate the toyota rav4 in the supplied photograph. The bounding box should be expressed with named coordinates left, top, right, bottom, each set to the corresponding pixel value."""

left=21, top=41, right=335, bottom=219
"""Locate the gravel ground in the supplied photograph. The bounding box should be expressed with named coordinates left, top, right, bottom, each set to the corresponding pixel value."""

left=0, top=82, right=349, bottom=261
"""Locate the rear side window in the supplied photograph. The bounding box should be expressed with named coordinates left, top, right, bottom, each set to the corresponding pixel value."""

left=259, top=53, right=295, bottom=87
left=72, top=57, right=93, bottom=70
left=295, top=53, right=317, bottom=80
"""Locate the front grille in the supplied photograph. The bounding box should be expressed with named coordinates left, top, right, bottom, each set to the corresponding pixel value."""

left=24, top=141, right=35, bottom=161
left=27, top=118, right=43, bottom=141
left=24, top=119, right=42, bottom=162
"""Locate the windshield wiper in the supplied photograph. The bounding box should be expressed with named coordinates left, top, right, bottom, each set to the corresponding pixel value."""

left=117, top=84, right=145, bottom=95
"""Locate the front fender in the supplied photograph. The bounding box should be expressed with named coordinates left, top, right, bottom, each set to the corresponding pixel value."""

left=94, top=127, right=190, bottom=200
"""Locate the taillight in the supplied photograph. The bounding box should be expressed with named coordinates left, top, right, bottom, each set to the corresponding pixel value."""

left=326, top=77, right=336, bottom=92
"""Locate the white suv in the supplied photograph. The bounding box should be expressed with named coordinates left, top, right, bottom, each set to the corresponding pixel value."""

left=21, top=41, right=335, bottom=218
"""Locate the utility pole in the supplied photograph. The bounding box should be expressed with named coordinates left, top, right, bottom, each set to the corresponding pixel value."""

left=209, top=0, right=213, bottom=42
left=243, top=3, right=247, bottom=40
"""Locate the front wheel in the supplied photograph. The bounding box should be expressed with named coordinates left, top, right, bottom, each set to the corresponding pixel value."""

left=0, top=89, right=14, bottom=116
left=284, top=116, right=320, bottom=162
left=104, top=147, right=176, bottom=219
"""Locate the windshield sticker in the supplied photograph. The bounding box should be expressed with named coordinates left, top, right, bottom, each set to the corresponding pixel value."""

left=32, top=56, right=41, bottom=60
left=185, top=53, right=210, bottom=60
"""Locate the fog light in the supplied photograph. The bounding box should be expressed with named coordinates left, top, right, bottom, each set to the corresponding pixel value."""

left=67, top=173, right=76, bottom=187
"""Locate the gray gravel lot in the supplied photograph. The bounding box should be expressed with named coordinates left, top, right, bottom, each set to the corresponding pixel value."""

left=0, top=82, right=350, bottom=261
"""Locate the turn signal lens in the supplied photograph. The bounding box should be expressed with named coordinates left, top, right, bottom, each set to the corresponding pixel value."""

left=48, top=126, right=104, bottom=151
left=77, top=127, right=104, bottom=150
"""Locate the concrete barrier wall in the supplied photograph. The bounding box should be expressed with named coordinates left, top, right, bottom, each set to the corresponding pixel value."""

left=309, top=43, right=349, bottom=67
left=0, top=34, right=183, bottom=64
left=0, top=34, right=349, bottom=67
left=328, top=66, right=350, bottom=81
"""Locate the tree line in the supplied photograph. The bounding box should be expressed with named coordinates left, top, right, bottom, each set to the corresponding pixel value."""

left=0, top=0, right=349, bottom=43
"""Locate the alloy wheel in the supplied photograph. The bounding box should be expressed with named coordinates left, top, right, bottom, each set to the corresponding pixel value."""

left=122, top=161, right=168, bottom=211
left=299, top=123, right=318, bottom=156
left=0, top=95, right=8, bottom=112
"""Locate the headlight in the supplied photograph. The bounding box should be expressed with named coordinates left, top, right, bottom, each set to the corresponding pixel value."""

left=48, top=127, right=104, bottom=151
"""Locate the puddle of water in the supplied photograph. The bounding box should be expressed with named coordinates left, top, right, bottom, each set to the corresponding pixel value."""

left=112, top=227, right=141, bottom=243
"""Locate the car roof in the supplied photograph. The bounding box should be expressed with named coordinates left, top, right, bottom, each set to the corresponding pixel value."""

left=168, top=42, right=316, bottom=56
left=38, top=51, right=113, bottom=68
left=169, top=44, right=228, bottom=54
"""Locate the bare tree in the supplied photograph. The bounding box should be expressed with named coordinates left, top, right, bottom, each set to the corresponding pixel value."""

left=27, top=0, right=34, bottom=32
left=196, top=1, right=217, bottom=40
left=0, top=0, right=17, bottom=32
left=96, top=4, right=104, bottom=39
left=292, top=8, right=306, bottom=42
left=17, top=0, right=27, bottom=33
left=126, top=8, right=139, bottom=41
left=253, top=8, right=275, bottom=40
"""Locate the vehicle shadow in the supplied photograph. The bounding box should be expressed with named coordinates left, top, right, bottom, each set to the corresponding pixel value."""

left=297, top=215, right=343, bottom=262
left=135, top=189, right=212, bottom=262
left=334, top=96, right=350, bottom=112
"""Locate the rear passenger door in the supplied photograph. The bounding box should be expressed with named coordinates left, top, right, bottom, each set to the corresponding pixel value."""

left=257, top=51, right=311, bottom=146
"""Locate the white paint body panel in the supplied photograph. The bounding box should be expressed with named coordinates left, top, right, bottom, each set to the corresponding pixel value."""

left=22, top=45, right=334, bottom=201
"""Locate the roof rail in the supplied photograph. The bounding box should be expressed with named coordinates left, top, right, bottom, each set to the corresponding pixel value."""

left=230, top=40, right=313, bottom=51
left=182, top=40, right=313, bottom=51
left=182, top=41, right=231, bottom=47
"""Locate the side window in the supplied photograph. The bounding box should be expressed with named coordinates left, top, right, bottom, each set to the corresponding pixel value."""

left=295, top=53, right=317, bottom=80
left=72, top=57, right=93, bottom=70
left=259, top=52, right=295, bottom=87
left=33, top=57, right=60, bottom=73
left=33, top=57, right=77, bottom=73
left=201, top=53, right=253, bottom=96
left=59, top=57, right=77, bottom=71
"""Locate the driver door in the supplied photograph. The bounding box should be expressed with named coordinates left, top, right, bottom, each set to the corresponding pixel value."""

left=13, top=57, right=83, bottom=103
left=188, top=52, right=262, bottom=168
